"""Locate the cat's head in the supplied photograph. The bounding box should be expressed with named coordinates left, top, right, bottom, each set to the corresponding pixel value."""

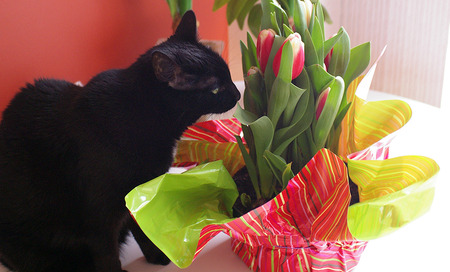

left=146, top=11, right=240, bottom=117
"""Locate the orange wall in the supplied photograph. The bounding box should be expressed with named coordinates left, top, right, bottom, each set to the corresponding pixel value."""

left=0, top=0, right=228, bottom=114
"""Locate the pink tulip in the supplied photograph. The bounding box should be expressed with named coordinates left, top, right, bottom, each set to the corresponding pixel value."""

left=256, top=29, right=276, bottom=74
left=273, top=33, right=305, bottom=80
left=316, top=87, right=330, bottom=120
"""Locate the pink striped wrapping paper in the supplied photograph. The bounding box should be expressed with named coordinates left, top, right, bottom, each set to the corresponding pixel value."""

left=191, top=149, right=371, bottom=272
left=173, top=119, right=395, bottom=271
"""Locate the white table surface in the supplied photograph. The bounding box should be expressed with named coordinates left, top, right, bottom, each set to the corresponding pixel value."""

left=121, top=90, right=450, bottom=272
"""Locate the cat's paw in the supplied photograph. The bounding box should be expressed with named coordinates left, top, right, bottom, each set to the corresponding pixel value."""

left=144, top=252, right=171, bottom=266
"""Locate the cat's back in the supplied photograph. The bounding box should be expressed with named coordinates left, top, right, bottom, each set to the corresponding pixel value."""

left=0, top=78, right=80, bottom=180
left=0, top=79, right=80, bottom=141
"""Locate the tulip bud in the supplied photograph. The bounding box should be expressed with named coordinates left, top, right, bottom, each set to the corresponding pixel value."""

left=316, top=87, right=330, bottom=120
left=300, top=0, right=313, bottom=26
left=256, top=29, right=276, bottom=74
left=324, top=48, right=333, bottom=71
left=246, top=66, right=261, bottom=77
left=273, top=33, right=305, bottom=80
left=244, top=66, right=266, bottom=116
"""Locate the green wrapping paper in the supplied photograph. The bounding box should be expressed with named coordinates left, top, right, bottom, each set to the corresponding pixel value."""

left=347, top=155, right=439, bottom=240
left=125, top=161, right=237, bottom=268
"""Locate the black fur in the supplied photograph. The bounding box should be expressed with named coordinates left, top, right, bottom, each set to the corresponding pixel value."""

left=0, top=11, right=240, bottom=272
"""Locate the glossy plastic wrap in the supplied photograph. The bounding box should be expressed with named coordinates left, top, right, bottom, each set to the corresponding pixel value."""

left=125, top=161, right=237, bottom=268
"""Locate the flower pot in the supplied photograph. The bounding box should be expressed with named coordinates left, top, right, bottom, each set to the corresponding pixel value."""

left=126, top=114, right=438, bottom=271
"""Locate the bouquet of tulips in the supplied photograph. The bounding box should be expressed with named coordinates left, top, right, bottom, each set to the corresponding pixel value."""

left=125, top=1, right=439, bottom=271
left=235, top=0, right=370, bottom=211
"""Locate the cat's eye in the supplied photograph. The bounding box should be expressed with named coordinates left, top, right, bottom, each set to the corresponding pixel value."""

left=211, top=88, right=219, bottom=95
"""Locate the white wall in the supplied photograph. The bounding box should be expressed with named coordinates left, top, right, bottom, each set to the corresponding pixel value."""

left=320, top=0, right=450, bottom=107
left=228, top=1, right=450, bottom=107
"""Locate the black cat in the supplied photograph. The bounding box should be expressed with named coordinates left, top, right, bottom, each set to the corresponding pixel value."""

left=0, top=11, right=240, bottom=272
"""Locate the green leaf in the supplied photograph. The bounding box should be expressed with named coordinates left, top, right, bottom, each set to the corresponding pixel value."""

left=248, top=4, right=263, bottom=37
left=269, top=2, right=289, bottom=35
left=283, top=23, right=294, bottom=37
left=166, top=0, right=178, bottom=18
left=343, top=42, right=371, bottom=89
left=263, top=150, right=288, bottom=186
left=313, top=76, right=345, bottom=149
left=306, top=64, right=335, bottom=95
left=213, top=0, right=231, bottom=11
left=293, top=0, right=308, bottom=38
left=281, top=163, right=295, bottom=189
left=178, top=0, right=192, bottom=16
left=240, top=41, right=251, bottom=76
left=328, top=28, right=350, bottom=77
left=310, top=16, right=325, bottom=65
left=248, top=116, right=274, bottom=198
left=306, top=126, right=318, bottom=157
left=270, top=11, right=282, bottom=36
left=303, top=29, right=319, bottom=66
left=288, top=138, right=301, bottom=173
left=267, top=77, right=291, bottom=129
left=272, top=86, right=314, bottom=155
left=293, top=67, right=311, bottom=91
left=323, top=27, right=344, bottom=57
left=234, top=104, right=258, bottom=125
left=296, top=129, right=313, bottom=169
left=261, top=0, right=277, bottom=30
left=242, top=125, right=256, bottom=159
left=235, top=135, right=261, bottom=199
left=278, top=0, right=290, bottom=13
left=281, top=83, right=306, bottom=127
left=315, top=1, right=325, bottom=36
left=236, top=0, right=258, bottom=29
left=276, top=40, right=294, bottom=83
left=289, top=79, right=311, bottom=125
left=334, top=101, right=352, bottom=129
left=226, top=0, right=247, bottom=25
left=278, top=0, right=294, bottom=15
left=264, top=36, right=286, bottom=94
left=247, top=32, right=259, bottom=69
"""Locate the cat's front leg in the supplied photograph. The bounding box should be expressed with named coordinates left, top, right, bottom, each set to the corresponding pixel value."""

left=88, top=232, right=126, bottom=272
left=125, top=214, right=171, bottom=265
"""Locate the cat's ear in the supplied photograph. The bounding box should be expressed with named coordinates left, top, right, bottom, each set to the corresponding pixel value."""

left=152, top=51, right=177, bottom=82
left=174, top=10, right=197, bottom=42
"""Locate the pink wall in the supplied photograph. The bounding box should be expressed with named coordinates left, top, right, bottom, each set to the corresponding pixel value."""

left=0, top=0, right=228, bottom=113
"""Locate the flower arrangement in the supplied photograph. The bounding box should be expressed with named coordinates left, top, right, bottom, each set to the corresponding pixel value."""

left=232, top=0, right=370, bottom=213
left=125, top=1, right=440, bottom=271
